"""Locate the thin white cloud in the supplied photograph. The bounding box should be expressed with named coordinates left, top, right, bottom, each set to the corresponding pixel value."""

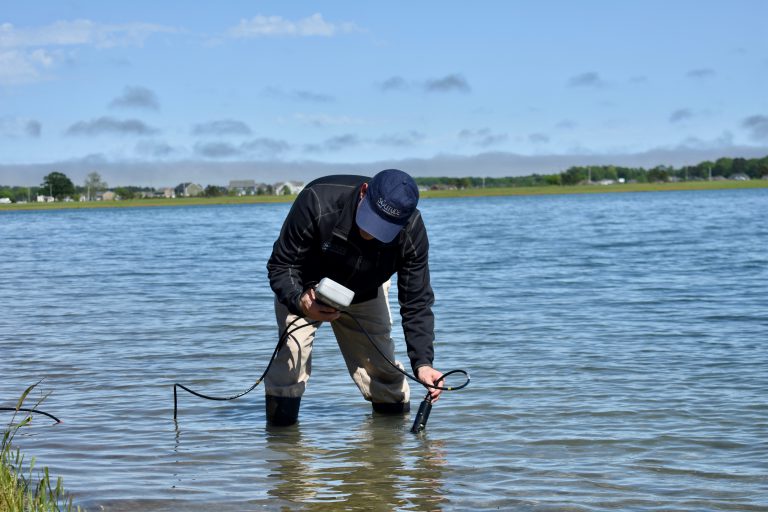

left=0, top=20, right=176, bottom=85
left=0, top=20, right=177, bottom=49
left=0, top=49, right=56, bottom=85
left=228, top=13, right=359, bottom=38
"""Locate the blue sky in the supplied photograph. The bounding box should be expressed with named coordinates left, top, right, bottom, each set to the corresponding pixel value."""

left=1, top=1, right=767, bottom=186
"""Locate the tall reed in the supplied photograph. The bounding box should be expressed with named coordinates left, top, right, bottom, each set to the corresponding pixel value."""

left=1, top=383, right=78, bottom=512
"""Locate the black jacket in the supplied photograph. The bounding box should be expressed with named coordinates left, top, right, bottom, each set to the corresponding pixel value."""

left=267, top=174, right=435, bottom=371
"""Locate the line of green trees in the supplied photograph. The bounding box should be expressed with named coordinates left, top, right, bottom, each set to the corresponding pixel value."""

left=413, top=155, right=768, bottom=189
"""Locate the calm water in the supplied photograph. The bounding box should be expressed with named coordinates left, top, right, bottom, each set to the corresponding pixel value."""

left=1, top=189, right=767, bottom=511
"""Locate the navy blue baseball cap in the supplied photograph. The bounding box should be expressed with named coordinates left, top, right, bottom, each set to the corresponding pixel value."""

left=356, top=169, right=419, bottom=243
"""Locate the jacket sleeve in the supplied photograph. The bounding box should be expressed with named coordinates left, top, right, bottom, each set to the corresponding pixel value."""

left=267, top=188, right=319, bottom=315
left=397, top=211, right=436, bottom=372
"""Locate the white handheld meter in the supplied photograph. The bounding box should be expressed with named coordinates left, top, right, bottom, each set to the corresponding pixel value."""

left=315, top=278, right=355, bottom=310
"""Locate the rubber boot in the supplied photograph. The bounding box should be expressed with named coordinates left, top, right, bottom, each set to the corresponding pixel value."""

left=372, top=401, right=411, bottom=414
left=265, top=395, right=301, bottom=426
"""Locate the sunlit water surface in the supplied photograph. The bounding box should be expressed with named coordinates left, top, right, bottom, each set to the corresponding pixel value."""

left=1, top=188, right=767, bottom=511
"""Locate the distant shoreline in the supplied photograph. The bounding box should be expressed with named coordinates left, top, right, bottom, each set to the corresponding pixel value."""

left=2, top=180, right=766, bottom=211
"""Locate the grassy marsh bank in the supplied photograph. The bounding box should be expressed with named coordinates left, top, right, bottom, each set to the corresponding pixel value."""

left=1, top=385, right=77, bottom=512
left=419, top=179, right=768, bottom=198
left=1, top=179, right=766, bottom=211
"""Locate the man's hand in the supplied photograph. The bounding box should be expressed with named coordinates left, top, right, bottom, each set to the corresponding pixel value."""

left=416, top=365, right=444, bottom=402
left=300, top=288, right=341, bottom=322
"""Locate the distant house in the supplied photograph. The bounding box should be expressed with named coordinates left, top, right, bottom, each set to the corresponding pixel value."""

left=175, top=183, right=203, bottom=197
left=102, top=191, right=116, bottom=201
left=229, top=180, right=257, bottom=195
left=274, top=181, right=304, bottom=195
left=36, top=195, right=54, bottom=203
left=731, top=173, right=750, bottom=181
left=0, top=197, right=11, bottom=204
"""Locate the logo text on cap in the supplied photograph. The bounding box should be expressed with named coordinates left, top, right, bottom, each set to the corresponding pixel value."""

left=377, top=197, right=401, bottom=218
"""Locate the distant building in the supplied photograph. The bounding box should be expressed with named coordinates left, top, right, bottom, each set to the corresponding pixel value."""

left=36, top=195, right=54, bottom=203
left=102, top=191, right=117, bottom=201
left=175, top=183, right=203, bottom=197
left=0, top=197, right=11, bottom=204
left=274, top=181, right=304, bottom=195
left=731, top=173, right=750, bottom=181
left=229, top=180, right=257, bottom=195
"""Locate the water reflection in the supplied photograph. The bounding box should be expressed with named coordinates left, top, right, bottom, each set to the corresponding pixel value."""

left=265, top=416, right=447, bottom=510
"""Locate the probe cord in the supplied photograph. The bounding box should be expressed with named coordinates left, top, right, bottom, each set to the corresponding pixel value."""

left=172, top=311, right=470, bottom=418
left=173, top=316, right=316, bottom=419
left=341, top=311, right=470, bottom=392
left=0, top=407, right=61, bottom=424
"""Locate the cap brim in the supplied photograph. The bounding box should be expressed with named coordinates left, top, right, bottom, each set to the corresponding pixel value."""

left=356, top=196, right=404, bottom=243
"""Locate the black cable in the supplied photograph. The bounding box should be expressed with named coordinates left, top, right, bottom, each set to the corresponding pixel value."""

left=173, top=316, right=319, bottom=419
left=172, top=310, right=470, bottom=419
left=342, top=311, right=471, bottom=392
left=0, top=407, right=62, bottom=424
